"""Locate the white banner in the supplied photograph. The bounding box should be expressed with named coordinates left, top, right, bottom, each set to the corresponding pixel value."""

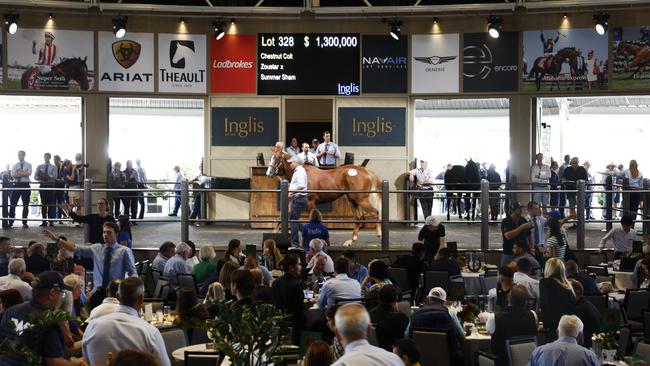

left=6, top=28, right=94, bottom=90
left=411, top=34, right=460, bottom=93
left=98, top=31, right=154, bottom=92
left=158, top=33, right=207, bottom=93
left=0, top=34, right=3, bottom=85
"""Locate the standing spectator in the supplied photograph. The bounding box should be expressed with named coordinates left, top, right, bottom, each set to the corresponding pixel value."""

left=315, top=131, right=342, bottom=167
left=135, top=159, right=147, bottom=221
left=169, top=165, right=183, bottom=217
left=409, top=160, right=435, bottom=219
left=528, top=315, right=598, bottom=366
left=369, top=285, right=410, bottom=351
left=1, top=165, right=12, bottom=228
left=289, top=157, right=308, bottom=248
left=549, top=159, right=561, bottom=214
left=599, top=215, right=636, bottom=258
left=301, top=209, right=330, bottom=251
left=618, top=159, right=644, bottom=218
left=9, top=150, right=32, bottom=228
left=163, top=242, right=191, bottom=289
left=35, top=152, right=57, bottom=227
left=561, top=157, right=588, bottom=222
left=310, top=138, right=320, bottom=154
left=123, top=160, right=139, bottom=220
left=272, top=254, right=305, bottom=345
left=317, top=257, right=361, bottom=310
left=558, top=155, right=571, bottom=218
left=25, top=243, right=50, bottom=275
left=417, top=216, right=447, bottom=262
left=531, top=153, right=551, bottom=210
left=342, top=251, right=368, bottom=284
left=392, top=243, right=427, bottom=295
left=539, top=258, right=576, bottom=341
left=117, top=215, right=133, bottom=248
left=72, top=153, right=86, bottom=215
left=583, top=161, right=595, bottom=220
left=189, top=164, right=210, bottom=225
left=600, top=163, right=619, bottom=218
left=61, top=198, right=115, bottom=245
left=0, top=237, right=10, bottom=276
left=501, top=202, right=533, bottom=266
left=109, top=162, right=125, bottom=218
left=152, top=241, right=175, bottom=273
left=286, top=137, right=300, bottom=158
left=486, top=164, right=502, bottom=221
left=527, top=201, right=547, bottom=255
left=569, top=279, right=601, bottom=348
left=545, top=217, right=568, bottom=259
left=42, top=222, right=137, bottom=310
left=52, top=155, right=66, bottom=223
left=193, top=245, right=218, bottom=284
left=295, top=142, right=319, bottom=166
left=0, top=258, right=32, bottom=301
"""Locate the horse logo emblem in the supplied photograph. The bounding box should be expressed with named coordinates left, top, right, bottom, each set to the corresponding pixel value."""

left=463, top=44, right=493, bottom=79
left=170, top=40, right=195, bottom=69
left=414, top=55, right=457, bottom=65
left=112, top=40, right=141, bottom=69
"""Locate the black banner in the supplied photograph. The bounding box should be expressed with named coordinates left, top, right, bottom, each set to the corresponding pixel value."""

left=338, top=107, right=406, bottom=146
left=463, top=32, right=519, bottom=92
left=362, top=35, right=408, bottom=93
left=211, top=107, right=279, bottom=146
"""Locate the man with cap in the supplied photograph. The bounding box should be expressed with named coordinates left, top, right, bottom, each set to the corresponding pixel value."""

left=0, top=271, right=82, bottom=366
left=409, top=160, right=435, bottom=219
left=417, top=216, right=446, bottom=262
left=501, top=202, right=533, bottom=266
left=163, top=242, right=191, bottom=289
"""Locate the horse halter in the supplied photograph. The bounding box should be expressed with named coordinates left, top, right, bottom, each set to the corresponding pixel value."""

left=270, top=152, right=288, bottom=176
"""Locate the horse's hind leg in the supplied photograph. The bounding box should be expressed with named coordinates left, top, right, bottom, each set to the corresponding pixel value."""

left=354, top=197, right=381, bottom=238
left=446, top=194, right=451, bottom=221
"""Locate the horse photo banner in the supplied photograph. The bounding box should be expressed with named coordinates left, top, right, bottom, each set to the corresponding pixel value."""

left=612, top=27, right=650, bottom=90
left=463, top=32, right=519, bottom=92
left=361, top=35, right=408, bottom=94
left=211, top=107, right=279, bottom=146
left=522, top=28, right=608, bottom=92
left=6, top=28, right=94, bottom=91
left=338, top=107, right=406, bottom=146
left=411, top=33, right=460, bottom=94
left=158, top=33, right=207, bottom=93
left=98, top=31, right=154, bottom=92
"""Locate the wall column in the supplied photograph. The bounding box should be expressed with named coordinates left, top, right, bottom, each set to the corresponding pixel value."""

left=509, top=95, right=533, bottom=204
left=84, top=95, right=110, bottom=194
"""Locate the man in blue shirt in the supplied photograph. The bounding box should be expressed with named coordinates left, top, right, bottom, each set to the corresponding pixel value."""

left=529, top=315, right=599, bottom=366
left=317, top=257, right=361, bottom=309
left=42, top=222, right=137, bottom=309
left=35, top=153, right=58, bottom=227
left=163, top=242, right=191, bottom=288
left=342, top=250, right=368, bottom=283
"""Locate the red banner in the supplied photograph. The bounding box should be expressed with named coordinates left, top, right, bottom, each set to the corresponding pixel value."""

left=210, top=35, right=256, bottom=94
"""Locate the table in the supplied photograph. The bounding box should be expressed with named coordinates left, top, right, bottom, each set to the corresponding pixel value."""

left=609, top=269, right=635, bottom=290
left=464, top=332, right=491, bottom=366
left=172, top=343, right=218, bottom=362
left=460, top=272, right=485, bottom=296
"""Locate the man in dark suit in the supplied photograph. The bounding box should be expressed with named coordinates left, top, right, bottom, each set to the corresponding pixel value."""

left=369, top=285, right=409, bottom=351
left=271, top=254, right=305, bottom=345
left=569, top=279, right=601, bottom=348
left=392, top=242, right=427, bottom=296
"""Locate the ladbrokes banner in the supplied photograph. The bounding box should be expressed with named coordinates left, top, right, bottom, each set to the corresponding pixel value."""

left=7, top=28, right=94, bottom=90
left=361, top=35, right=408, bottom=93
left=99, top=32, right=154, bottom=92
left=210, top=35, right=256, bottom=94
left=158, top=33, right=207, bottom=93
left=411, top=34, right=460, bottom=94
left=612, top=27, right=650, bottom=90
left=463, top=32, right=519, bottom=92
left=211, top=107, right=279, bottom=146
left=338, top=107, right=406, bottom=146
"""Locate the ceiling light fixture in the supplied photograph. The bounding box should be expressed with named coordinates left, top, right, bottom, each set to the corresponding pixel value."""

left=594, top=13, right=609, bottom=36
left=112, top=15, right=128, bottom=38
left=4, top=14, right=19, bottom=35
left=213, top=19, right=227, bottom=40
left=389, top=20, right=403, bottom=41
left=487, top=15, right=503, bottom=39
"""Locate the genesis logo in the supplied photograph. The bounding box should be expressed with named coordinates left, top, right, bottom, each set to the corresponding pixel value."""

left=463, top=44, right=517, bottom=79
left=170, top=40, right=195, bottom=69
left=413, top=55, right=457, bottom=65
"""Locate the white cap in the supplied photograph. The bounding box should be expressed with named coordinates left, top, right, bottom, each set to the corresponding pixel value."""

left=427, top=287, right=447, bottom=301
left=425, top=216, right=439, bottom=226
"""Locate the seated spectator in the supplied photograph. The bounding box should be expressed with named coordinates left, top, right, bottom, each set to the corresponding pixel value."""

left=272, top=254, right=306, bottom=345
left=342, top=250, right=368, bottom=284
left=175, top=288, right=208, bottom=331
left=163, top=242, right=191, bottom=289
left=569, top=279, right=600, bottom=348
left=513, top=257, right=540, bottom=301
left=185, top=241, right=199, bottom=272
left=82, top=277, right=170, bottom=366
left=9, top=248, right=24, bottom=259
left=640, top=257, right=650, bottom=288
left=0, top=237, right=12, bottom=276
left=392, top=338, right=422, bottom=366
left=62, top=274, right=85, bottom=357
left=485, top=285, right=538, bottom=366
left=25, top=243, right=50, bottom=275
left=192, top=245, right=218, bottom=284
left=0, top=289, right=23, bottom=314
left=262, top=239, right=283, bottom=271
left=117, top=215, right=133, bottom=248
left=317, top=257, right=361, bottom=309
left=307, top=239, right=334, bottom=274
left=369, top=285, right=409, bottom=351
left=529, top=315, right=598, bottom=366
left=242, top=253, right=273, bottom=286
left=231, top=269, right=256, bottom=306
left=565, top=260, right=600, bottom=295
left=325, top=304, right=344, bottom=361
left=392, top=243, right=428, bottom=295
left=512, top=241, right=540, bottom=275
left=112, top=349, right=161, bottom=366
left=539, top=258, right=576, bottom=341
left=361, top=260, right=393, bottom=309
left=304, top=340, right=334, bottom=366
left=429, top=248, right=461, bottom=276
left=51, top=247, right=76, bottom=275
left=205, top=282, right=226, bottom=303
left=331, top=303, right=403, bottom=366
left=0, top=258, right=32, bottom=301
left=633, top=237, right=650, bottom=287
left=488, top=266, right=514, bottom=311
left=309, top=255, right=332, bottom=291
left=251, top=268, right=273, bottom=304
left=224, top=239, right=245, bottom=267
left=151, top=241, right=175, bottom=273
left=217, top=261, right=240, bottom=301
left=86, top=279, right=121, bottom=323
left=301, top=209, right=330, bottom=251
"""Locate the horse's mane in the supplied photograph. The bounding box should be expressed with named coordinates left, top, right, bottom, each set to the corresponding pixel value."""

left=464, top=160, right=482, bottom=183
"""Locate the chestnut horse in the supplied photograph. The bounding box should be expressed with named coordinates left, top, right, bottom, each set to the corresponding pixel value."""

left=266, top=150, right=382, bottom=242
left=617, top=41, right=650, bottom=78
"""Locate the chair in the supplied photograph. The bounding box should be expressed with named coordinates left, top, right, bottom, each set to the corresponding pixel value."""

left=161, top=328, right=188, bottom=363
left=184, top=351, right=222, bottom=366
left=481, top=272, right=498, bottom=295
left=388, top=267, right=409, bottom=291
left=643, top=309, right=650, bottom=341
left=506, top=336, right=537, bottom=366
left=635, top=341, right=650, bottom=363
left=583, top=294, right=609, bottom=314
left=178, top=273, right=199, bottom=294
left=423, top=270, right=450, bottom=294
left=588, top=252, right=609, bottom=266
left=412, top=329, right=452, bottom=366
left=151, top=269, right=162, bottom=291
left=586, top=265, right=609, bottom=276
left=154, top=276, right=169, bottom=299
left=396, top=300, right=411, bottom=319
left=477, top=350, right=497, bottom=366
left=618, top=324, right=631, bottom=356
left=624, top=288, right=650, bottom=332
left=190, top=327, right=212, bottom=345
left=334, top=297, right=363, bottom=305
left=375, top=256, right=391, bottom=266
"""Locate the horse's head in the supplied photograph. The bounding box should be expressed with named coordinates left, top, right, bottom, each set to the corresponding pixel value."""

left=266, top=150, right=291, bottom=178
left=61, top=57, right=90, bottom=91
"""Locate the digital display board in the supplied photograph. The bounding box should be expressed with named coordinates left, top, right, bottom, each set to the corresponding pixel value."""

left=257, top=33, right=360, bottom=95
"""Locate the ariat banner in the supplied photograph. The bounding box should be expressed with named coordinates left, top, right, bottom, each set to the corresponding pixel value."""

left=99, top=32, right=154, bottom=92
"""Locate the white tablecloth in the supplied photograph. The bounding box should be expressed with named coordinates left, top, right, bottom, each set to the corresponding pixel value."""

left=172, top=343, right=219, bottom=362
left=609, top=269, right=635, bottom=290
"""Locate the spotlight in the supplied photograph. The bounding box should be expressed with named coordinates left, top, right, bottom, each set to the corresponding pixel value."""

left=112, top=15, right=128, bottom=38
left=594, top=13, right=609, bottom=35
left=563, top=13, right=568, bottom=19
left=180, top=17, right=185, bottom=24
left=4, top=14, right=19, bottom=35
left=487, top=15, right=502, bottom=39
left=49, top=13, right=54, bottom=19
left=213, top=19, right=227, bottom=40
left=388, top=20, right=402, bottom=41
left=433, top=17, right=438, bottom=25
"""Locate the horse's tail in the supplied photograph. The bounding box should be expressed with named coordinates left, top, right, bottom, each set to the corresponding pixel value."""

left=369, top=173, right=382, bottom=220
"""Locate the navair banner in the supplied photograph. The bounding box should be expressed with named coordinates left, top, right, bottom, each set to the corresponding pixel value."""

left=211, top=107, right=279, bottom=146
left=158, top=33, right=207, bottom=93
left=522, top=28, right=608, bottom=92
left=6, top=28, right=94, bottom=90
left=612, top=27, right=650, bottom=90
left=338, top=107, right=406, bottom=146
left=98, top=31, right=154, bottom=92
left=463, top=32, right=519, bottom=92
left=411, top=34, right=460, bottom=94
left=362, top=35, right=408, bottom=94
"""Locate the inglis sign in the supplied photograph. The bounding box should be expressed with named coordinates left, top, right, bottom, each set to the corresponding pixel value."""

left=338, top=107, right=406, bottom=146
left=211, top=107, right=279, bottom=146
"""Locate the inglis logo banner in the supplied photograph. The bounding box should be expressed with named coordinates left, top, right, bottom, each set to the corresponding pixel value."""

left=210, top=35, right=256, bottom=94
left=338, top=107, right=406, bottom=146
left=361, top=35, right=408, bottom=93
left=99, top=32, right=154, bottom=92
left=463, top=32, right=519, bottom=92
left=158, top=33, right=207, bottom=93
left=211, top=107, right=279, bottom=146
left=411, top=34, right=460, bottom=94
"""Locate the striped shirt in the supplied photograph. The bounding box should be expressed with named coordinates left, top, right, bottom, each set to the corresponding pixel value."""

left=37, top=44, right=57, bottom=65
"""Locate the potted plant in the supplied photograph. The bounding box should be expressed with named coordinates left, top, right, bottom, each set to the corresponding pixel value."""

left=593, top=332, right=618, bottom=362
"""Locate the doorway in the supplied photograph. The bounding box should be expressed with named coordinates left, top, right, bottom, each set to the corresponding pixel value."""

left=284, top=99, right=332, bottom=147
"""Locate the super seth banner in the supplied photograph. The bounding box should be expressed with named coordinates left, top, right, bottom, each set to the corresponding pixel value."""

left=463, top=32, right=519, bottom=92
left=211, top=107, right=279, bottom=146
left=338, top=107, right=406, bottom=146
left=99, top=32, right=154, bottom=92
left=522, top=28, right=608, bottom=92
left=411, top=34, right=460, bottom=94
left=6, top=28, right=94, bottom=90
left=158, top=33, right=207, bottom=93
left=612, top=27, right=650, bottom=90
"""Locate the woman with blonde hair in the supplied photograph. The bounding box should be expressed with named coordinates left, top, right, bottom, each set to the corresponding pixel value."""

left=540, top=258, right=576, bottom=341
left=300, top=209, right=330, bottom=251
left=618, top=159, right=644, bottom=217
left=262, top=239, right=283, bottom=270
left=193, top=245, right=218, bottom=283
left=218, top=261, right=239, bottom=300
